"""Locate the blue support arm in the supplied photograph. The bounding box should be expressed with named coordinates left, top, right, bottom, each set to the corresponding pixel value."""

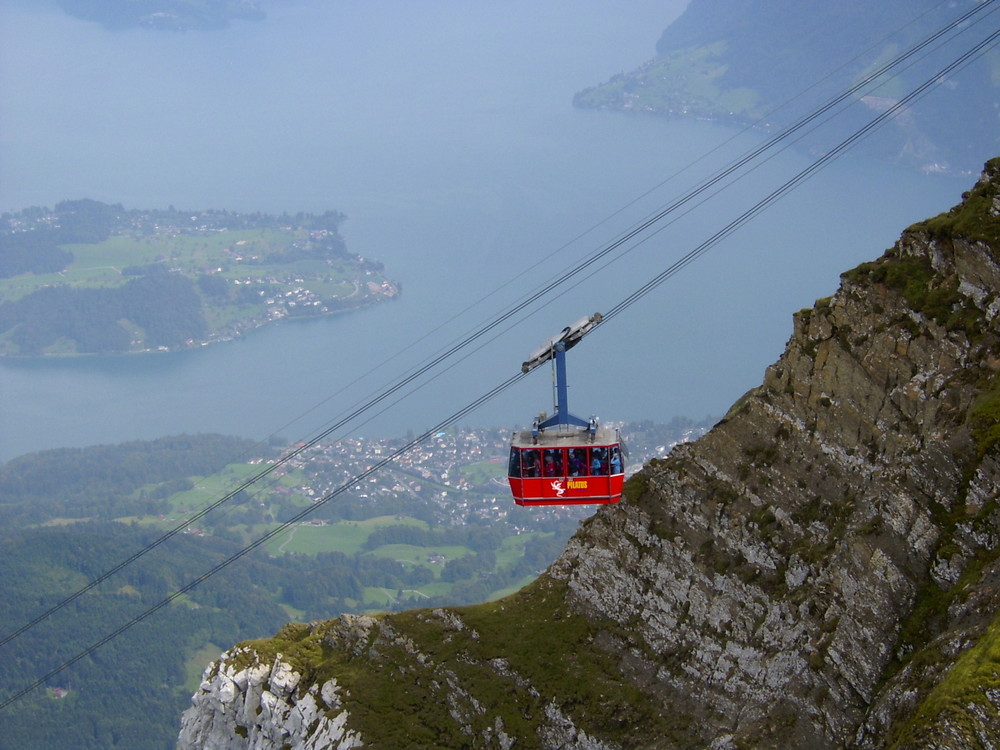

left=536, top=341, right=590, bottom=430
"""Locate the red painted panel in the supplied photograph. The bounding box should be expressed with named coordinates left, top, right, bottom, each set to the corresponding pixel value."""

left=508, top=473, right=623, bottom=506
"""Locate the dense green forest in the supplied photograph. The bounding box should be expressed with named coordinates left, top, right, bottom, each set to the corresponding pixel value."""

left=0, top=523, right=289, bottom=750
left=0, top=518, right=562, bottom=749
left=0, top=274, right=207, bottom=354
left=0, top=200, right=396, bottom=356
left=0, top=233, right=73, bottom=278
left=0, top=434, right=257, bottom=525
left=0, top=199, right=117, bottom=278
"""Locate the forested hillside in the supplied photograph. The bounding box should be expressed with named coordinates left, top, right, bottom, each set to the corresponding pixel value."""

left=0, top=522, right=288, bottom=750
left=0, top=435, right=568, bottom=749
left=0, top=434, right=256, bottom=525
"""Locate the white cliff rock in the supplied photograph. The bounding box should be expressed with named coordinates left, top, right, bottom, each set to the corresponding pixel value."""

left=177, top=646, right=362, bottom=750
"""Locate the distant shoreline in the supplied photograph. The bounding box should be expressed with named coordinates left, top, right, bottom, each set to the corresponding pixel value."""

left=0, top=289, right=400, bottom=360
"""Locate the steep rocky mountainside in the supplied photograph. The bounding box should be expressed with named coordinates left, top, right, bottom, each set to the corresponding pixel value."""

left=179, top=160, right=1000, bottom=749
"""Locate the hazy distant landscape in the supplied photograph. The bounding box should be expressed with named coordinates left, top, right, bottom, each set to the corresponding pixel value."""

left=2, top=0, right=999, bottom=747
left=0, top=0, right=973, bottom=461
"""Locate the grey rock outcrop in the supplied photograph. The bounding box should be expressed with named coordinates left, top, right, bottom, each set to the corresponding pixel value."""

left=177, top=645, right=362, bottom=750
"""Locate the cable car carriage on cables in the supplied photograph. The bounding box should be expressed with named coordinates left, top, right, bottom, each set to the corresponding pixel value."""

left=508, top=313, right=625, bottom=506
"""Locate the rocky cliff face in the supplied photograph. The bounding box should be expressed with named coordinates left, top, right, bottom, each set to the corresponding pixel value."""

left=179, top=160, right=1000, bottom=749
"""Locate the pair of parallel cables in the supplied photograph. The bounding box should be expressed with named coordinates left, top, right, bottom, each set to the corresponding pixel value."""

left=1, top=0, right=998, bottom=709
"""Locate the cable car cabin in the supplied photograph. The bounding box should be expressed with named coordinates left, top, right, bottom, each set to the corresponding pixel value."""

left=510, top=312, right=624, bottom=506
left=508, top=425, right=624, bottom=506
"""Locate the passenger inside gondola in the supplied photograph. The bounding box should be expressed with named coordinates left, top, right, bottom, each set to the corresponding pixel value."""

left=609, top=445, right=622, bottom=474
left=521, top=449, right=539, bottom=477
left=591, top=447, right=607, bottom=475
left=543, top=449, right=563, bottom=477
left=568, top=448, right=586, bottom=476
left=508, top=449, right=521, bottom=477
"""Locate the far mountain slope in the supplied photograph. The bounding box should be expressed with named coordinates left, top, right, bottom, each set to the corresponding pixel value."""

left=574, top=0, right=1000, bottom=175
left=178, top=159, right=1000, bottom=749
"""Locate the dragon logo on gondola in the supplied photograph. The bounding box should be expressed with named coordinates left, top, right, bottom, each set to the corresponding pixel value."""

left=550, top=479, right=565, bottom=497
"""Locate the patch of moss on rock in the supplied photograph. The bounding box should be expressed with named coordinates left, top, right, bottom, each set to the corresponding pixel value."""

left=845, top=252, right=981, bottom=336
left=912, top=157, right=1000, bottom=247
left=970, top=374, right=1000, bottom=457
left=888, top=610, right=1000, bottom=749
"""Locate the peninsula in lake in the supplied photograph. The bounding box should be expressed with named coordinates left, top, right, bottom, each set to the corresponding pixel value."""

left=0, top=200, right=399, bottom=356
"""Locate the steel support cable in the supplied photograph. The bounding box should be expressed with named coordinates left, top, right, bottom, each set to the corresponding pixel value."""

left=467, top=0, right=996, bottom=318
left=0, top=156, right=662, bottom=647
left=3, top=18, right=998, bottom=712
left=0, top=370, right=527, bottom=712
left=5, top=24, right=1000, bottom=709
left=128, top=9, right=969, bottom=483
left=0, top=290, right=529, bottom=650
left=378, top=0, right=975, bottom=366
left=382, top=0, right=1000, bottom=436
left=558, top=0, right=998, bottom=276
left=301, top=0, right=1000, bottom=420
left=0, top=198, right=609, bottom=651
left=191, top=0, right=999, bottom=473
left=1, top=0, right=995, bottom=655
left=603, top=24, right=1000, bottom=326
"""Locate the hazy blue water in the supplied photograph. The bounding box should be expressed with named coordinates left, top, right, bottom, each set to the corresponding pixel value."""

left=0, top=0, right=974, bottom=462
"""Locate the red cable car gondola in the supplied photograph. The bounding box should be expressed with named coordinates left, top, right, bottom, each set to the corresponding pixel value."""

left=508, top=313, right=625, bottom=506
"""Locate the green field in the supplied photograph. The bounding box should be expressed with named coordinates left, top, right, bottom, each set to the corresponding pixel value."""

left=3, top=229, right=283, bottom=301
left=25, top=426, right=594, bottom=626
left=459, top=460, right=506, bottom=485
left=574, top=41, right=762, bottom=121
left=366, top=543, right=472, bottom=571
left=495, top=532, right=548, bottom=568
left=264, top=515, right=429, bottom=556
left=0, top=229, right=375, bottom=302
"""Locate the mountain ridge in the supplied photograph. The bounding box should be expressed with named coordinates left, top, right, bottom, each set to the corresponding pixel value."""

left=573, top=0, right=1000, bottom=175
left=178, top=159, right=1000, bottom=748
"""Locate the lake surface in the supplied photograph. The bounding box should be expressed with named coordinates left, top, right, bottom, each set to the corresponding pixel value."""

left=0, top=0, right=974, bottom=462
